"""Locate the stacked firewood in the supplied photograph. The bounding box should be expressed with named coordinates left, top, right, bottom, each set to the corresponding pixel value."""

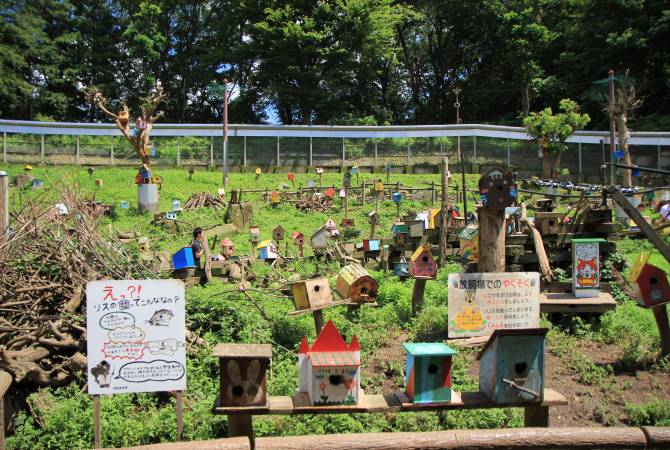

left=183, top=192, right=226, bottom=210
left=295, top=194, right=333, bottom=212
left=0, top=189, right=155, bottom=387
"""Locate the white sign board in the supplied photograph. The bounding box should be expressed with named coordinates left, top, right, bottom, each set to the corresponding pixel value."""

left=447, top=272, right=540, bottom=338
left=86, top=279, right=186, bottom=395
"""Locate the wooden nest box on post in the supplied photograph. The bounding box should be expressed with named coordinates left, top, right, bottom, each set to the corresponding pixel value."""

left=213, top=343, right=272, bottom=407
left=336, top=264, right=378, bottom=304
left=291, top=277, right=334, bottom=312
left=409, top=244, right=437, bottom=279
left=478, top=328, right=548, bottom=405
left=628, top=252, right=670, bottom=308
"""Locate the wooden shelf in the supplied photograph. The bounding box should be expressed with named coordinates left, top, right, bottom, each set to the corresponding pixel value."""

left=540, top=292, right=617, bottom=313
left=211, top=388, right=567, bottom=416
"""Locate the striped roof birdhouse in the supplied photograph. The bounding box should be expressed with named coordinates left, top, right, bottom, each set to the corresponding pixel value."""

left=409, top=244, right=437, bottom=279
left=297, top=320, right=361, bottom=406
left=628, top=253, right=670, bottom=308
left=291, top=277, right=333, bottom=312
left=336, top=264, right=378, bottom=304
left=402, top=343, right=458, bottom=404
left=478, top=328, right=548, bottom=405
left=214, top=343, right=272, bottom=407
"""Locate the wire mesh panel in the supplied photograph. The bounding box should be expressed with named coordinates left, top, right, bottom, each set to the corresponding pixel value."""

left=245, top=136, right=278, bottom=166
left=79, top=136, right=114, bottom=166
left=5, top=134, right=41, bottom=164
left=312, top=138, right=343, bottom=166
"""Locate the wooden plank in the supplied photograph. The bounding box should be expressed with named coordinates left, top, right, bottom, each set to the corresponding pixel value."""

left=212, top=343, right=272, bottom=359
left=540, top=292, right=617, bottom=314
left=292, top=391, right=372, bottom=414
left=212, top=395, right=294, bottom=415
left=541, top=280, right=613, bottom=294
left=395, top=390, right=464, bottom=411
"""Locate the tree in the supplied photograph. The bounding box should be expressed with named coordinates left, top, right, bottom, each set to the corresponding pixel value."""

left=523, top=98, right=590, bottom=179
left=606, top=73, right=642, bottom=187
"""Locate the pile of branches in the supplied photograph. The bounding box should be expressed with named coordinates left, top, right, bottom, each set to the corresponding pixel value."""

left=0, top=187, right=155, bottom=387
left=295, top=194, right=333, bottom=212
left=183, top=192, right=226, bottom=211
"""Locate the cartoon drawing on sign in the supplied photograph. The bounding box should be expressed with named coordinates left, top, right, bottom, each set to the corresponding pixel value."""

left=576, top=258, right=598, bottom=287
left=452, top=289, right=485, bottom=333
left=147, top=338, right=184, bottom=356
left=147, top=309, right=174, bottom=326
left=91, top=360, right=112, bottom=388
left=227, top=359, right=263, bottom=404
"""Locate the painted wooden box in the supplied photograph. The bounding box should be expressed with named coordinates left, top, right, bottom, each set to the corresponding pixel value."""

left=407, top=220, right=425, bottom=238
left=363, top=239, right=381, bottom=252
left=458, top=225, right=479, bottom=263
left=478, top=328, right=548, bottom=405
left=214, top=343, right=272, bottom=407
left=220, top=237, right=235, bottom=258
left=257, top=239, right=279, bottom=260
left=533, top=212, right=563, bottom=235
left=272, top=225, right=285, bottom=241
left=402, top=343, right=457, bottom=404
left=572, top=238, right=606, bottom=298
left=628, top=252, right=670, bottom=308
left=172, top=247, right=195, bottom=270
left=341, top=218, right=355, bottom=228
left=429, top=208, right=442, bottom=229
left=298, top=320, right=361, bottom=406
left=409, top=244, right=437, bottom=279
left=336, top=264, right=378, bottom=304
left=291, top=231, right=305, bottom=246
left=291, top=277, right=333, bottom=311
left=392, top=221, right=409, bottom=235
left=478, top=166, right=517, bottom=209
left=394, top=261, right=410, bottom=277
left=368, top=211, right=379, bottom=225
left=249, top=226, right=260, bottom=244
left=584, top=208, right=612, bottom=225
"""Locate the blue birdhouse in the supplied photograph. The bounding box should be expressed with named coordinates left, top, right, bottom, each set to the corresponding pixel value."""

left=120, top=201, right=129, bottom=209
left=478, top=328, right=548, bottom=405
left=172, top=247, right=195, bottom=270
left=402, top=343, right=458, bottom=404
left=392, top=192, right=403, bottom=203
left=350, top=166, right=359, bottom=175
left=363, top=239, right=380, bottom=252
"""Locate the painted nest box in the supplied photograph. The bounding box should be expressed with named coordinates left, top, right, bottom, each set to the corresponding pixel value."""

left=311, top=227, right=328, bottom=250
left=291, top=231, right=305, bottom=246
left=409, top=244, right=437, bottom=279
left=249, top=226, right=261, bottom=244
left=572, top=238, right=606, bottom=298
left=402, top=343, right=458, bottom=404
left=298, top=320, right=361, bottom=406
left=220, top=237, right=235, bottom=258
left=628, top=252, right=670, bottom=308
left=363, top=239, right=381, bottom=253
left=429, top=208, right=442, bottom=229
left=368, top=211, right=379, bottom=225
left=256, top=239, right=279, bottom=260
left=478, top=166, right=517, bottom=209
left=478, top=328, right=548, bottom=405
left=336, top=264, right=378, bottom=304
left=272, top=225, right=285, bottom=241
left=458, top=225, right=479, bottom=263
left=291, top=277, right=333, bottom=311
left=213, top=343, right=271, bottom=407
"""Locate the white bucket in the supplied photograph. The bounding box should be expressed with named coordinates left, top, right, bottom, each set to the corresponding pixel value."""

left=615, top=195, right=641, bottom=223
left=138, top=183, right=159, bottom=214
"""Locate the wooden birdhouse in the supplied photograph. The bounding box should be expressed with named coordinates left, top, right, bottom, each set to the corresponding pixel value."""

left=350, top=166, right=359, bottom=175
left=138, top=237, right=149, bottom=253
left=255, top=168, right=262, bottom=175
left=218, top=188, right=226, bottom=198
left=336, top=264, right=378, bottom=304
left=291, top=277, right=334, bottom=311
left=416, top=211, right=430, bottom=229
left=95, top=179, right=103, bottom=187
left=341, top=218, right=354, bottom=228
left=165, top=211, right=177, bottom=221
left=214, top=343, right=272, bottom=407
left=292, top=231, right=305, bottom=246
left=374, top=181, right=384, bottom=193
left=394, top=260, right=410, bottom=278
left=307, top=180, right=316, bottom=188
left=478, top=328, right=548, bottom=405
left=273, top=225, right=285, bottom=241
left=311, top=227, right=328, bottom=250
left=249, top=226, right=261, bottom=244
left=325, top=218, right=337, bottom=231
left=534, top=198, right=554, bottom=212
left=628, top=253, right=670, bottom=308
left=478, top=166, right=517, bottom=209
left=314, top=167, right=323, bottom=175
left=220, top=237, right=235, bottom=258
left=584, top=208, right=612, bottom=225
left=428, top=208, right=442, bottom=229
left=172, top=199, right=182, bottom=211
left=287, top=172, right=295, bottom=181
left=533, top=212, right=563, bottom=235
left=402, top=343, right=458, bottom=404
left=339, top=188, right=347, bottom=198
left=257, top=239, right=279, bottom=260
left=392, top=192, right=402, bottom=203
left=409, top=244, right=437, bottom=279
left=572, top=238, right=606, bottom=298
left=343, top=172, right=351, bottom=188
left=392, top=221, right=408, bottom=235
left=297, top=320, right=361, bottom=406
left=324, top=187, right=335, bottom=198
left=407, top=220, right=424, bottom=238
left=368, top=211, right=379, bottom=225
left=270, top=191, right=280, bottom=204
left=120, top=200, right=129, bottom=209
left=363, top=239, right=381, bottom=253
left=458, top=225, right=479, bottom=263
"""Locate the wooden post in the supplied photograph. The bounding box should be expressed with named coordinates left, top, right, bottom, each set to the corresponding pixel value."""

left=477, top=206, right=506, bottom=272
left=0, top=172, right=8, bottom=247
left=344, top=187, right=349, bottom=218
left=439, top=157, right=449, bottom=267
left=210, top=136, right=215, bottom=166
left=76, top=135, right=81, bottom=165
left=276, top=137, right=280, bottom=166
left=342, top=138, right=346, bottom=166
left=396, top=181, right=401, bottom=218
left=312, top=309, right=324, bottom=334
left=524, top=405, right=549, bottom=427
left=110, top=137, right=114, bottom=166
left=431, top=181, right=436, bottom=205
left=93, top=395, right=101, bottom=448
left=177, top=140, right=181, bottom=166
left=40, top=134, right=45, bottom=161
left=243, top=136, right=247, bottom=166
left=362, top=180, right=366, bottom=205
left=309, top=137, right=313, bottom=166
left=652, top=305, right=670, bottom=357
left=412, top=278, right=427, bottom=317
left=176, top=391, right=184, bottom=441
left=228, top=414, right=253, bottom=440
left=2, top=132, right=6, bottom=163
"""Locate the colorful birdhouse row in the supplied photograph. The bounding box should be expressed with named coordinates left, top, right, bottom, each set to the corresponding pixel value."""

left=628, top=252, right=670, bottom=308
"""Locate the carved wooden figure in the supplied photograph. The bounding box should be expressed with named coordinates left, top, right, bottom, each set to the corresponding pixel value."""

left=478, top=166, right=517, bottom=209
left=214, top=343, right=271, bottom=407
left=402, top=342, right=458, bottom=404
left=478, top=328, right=548, bottom=405
left=336, top=264, right=378, bottom=304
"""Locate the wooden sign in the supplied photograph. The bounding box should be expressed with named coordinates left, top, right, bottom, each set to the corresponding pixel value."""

left=86, top=280, right=186, bottom=394
left=478, top=166, right=517, bottom=209
left=447, top=272, right=540, bottom=338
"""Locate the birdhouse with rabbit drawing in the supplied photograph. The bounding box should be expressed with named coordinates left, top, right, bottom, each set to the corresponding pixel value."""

left=478, top=166, right=517, bottom=209
left=214, top=343, right=271, bottom=407
left=272, top=225, right=285, bottom=241
left=402, top=343, right=458, bottom=404
left=628, top=252, right=670, bottom=308
left=478, top=328, right=548, bottom=405
left=297, top=320, right=361, bottom=406
left=291, top=277, right=334, bottom=312
left=336, top=264, right=378, bottom=304
left=409, top=244, right=437, bottom=279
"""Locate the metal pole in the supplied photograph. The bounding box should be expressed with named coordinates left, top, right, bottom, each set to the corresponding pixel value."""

left=342, top=137, right=346, bottom=166
left=210, top=136, right=214, bottom=166
left=2, top=132, right=6, bottom=163
left=76, top=135, right=80, bottom=165
left=223, top=78, right=229, bottom=186
left=473, top=135, right=477, bottom=160
left=374, top=141, right=378, bottom=166
left=658, top=145, right=662, bottom=171
left=243, top=136, right=247, bottom=166
left=608, top=69, right=616, bottom=184
left=506, top=138, right=510, bottom=167
left=578, top=142, right=583, bottom=181
left=309, top=136, right=313, bottom=166
left=277, top=136, right=280, bottom=166
left=41, top=134, right=45, bottom=160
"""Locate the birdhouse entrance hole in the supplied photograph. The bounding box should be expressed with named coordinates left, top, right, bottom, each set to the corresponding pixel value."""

left=314, top=285, right=321, bottom=292
left=422, top=256, right=429, bottom=262
left=232, top=385, right=244, bottom=396
left=650, top=277, right=659, bottom=285
left=514, top=362, right=528, bottom=375
left=427, top=364, right=438, bottom=374
left=329, top=375, right=343, bottom=385
left=548, top=220, right=555, bottom=226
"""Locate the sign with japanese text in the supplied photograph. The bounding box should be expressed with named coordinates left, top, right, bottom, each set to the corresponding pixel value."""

left=447, top=272, right=539, bottom=338
left=86, top=280, right=186, bottom=395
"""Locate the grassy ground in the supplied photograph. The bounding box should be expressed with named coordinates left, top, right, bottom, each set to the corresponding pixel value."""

left=2, top=165, right=670, bottom=449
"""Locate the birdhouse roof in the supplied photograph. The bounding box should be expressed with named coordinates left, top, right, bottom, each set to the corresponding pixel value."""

left=221, top=237, right=234, bottom=246
left=249, top=226, right=260, bottom=233
left=402, top=342, right=457, bottom=357
left=368, top=211, right=378, bottom=217
left=309, top=351, right=360, bottom=367
left=298, top=320, right=360, bottom=357
left=273, top=225, right=285, bottom=232
left=410, top=244, right=432, bottom=262
left=311, top=227, right=327, bottom=239
left=291, top=231, right=304, bottom=239
left=256, top=239, right=276, bottom=249
left=628, top=252, right=652, bottom=282
left=477, top=328, right=548, bottom=360
left=212, top=343, right=272, bottom=359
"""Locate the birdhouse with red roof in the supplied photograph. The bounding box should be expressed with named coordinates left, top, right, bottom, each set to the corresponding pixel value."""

left=297, top=320, right=361, bottom=406
left=628, top=252, right=670, bottom=308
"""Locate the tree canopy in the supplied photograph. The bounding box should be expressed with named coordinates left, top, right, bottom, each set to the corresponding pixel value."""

left=1, top=0, right=668, bottom=128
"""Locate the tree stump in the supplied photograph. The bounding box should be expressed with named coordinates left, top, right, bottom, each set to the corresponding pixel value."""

left=478, top=206, right=506, bottom=273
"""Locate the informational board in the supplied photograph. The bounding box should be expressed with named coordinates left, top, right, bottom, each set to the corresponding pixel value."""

left=447, top=272, right=539, bottom=338
left=86, top=279, right=186, bottom=395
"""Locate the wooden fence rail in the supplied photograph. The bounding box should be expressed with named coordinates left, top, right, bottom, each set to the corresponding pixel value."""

left=114, top=426, right=670, bottom=450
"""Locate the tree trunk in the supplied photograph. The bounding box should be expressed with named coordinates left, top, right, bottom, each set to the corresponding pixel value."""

left=521, top=81, right=530, bottom=118
left=617, top=112, right=632, bottom=187
left=551, top=152, right=561, bottom=179
left=541, top=143, right=551, bottom=179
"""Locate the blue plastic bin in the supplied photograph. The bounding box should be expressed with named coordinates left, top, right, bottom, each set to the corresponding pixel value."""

left=173, top=247, right=195, bottom=269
